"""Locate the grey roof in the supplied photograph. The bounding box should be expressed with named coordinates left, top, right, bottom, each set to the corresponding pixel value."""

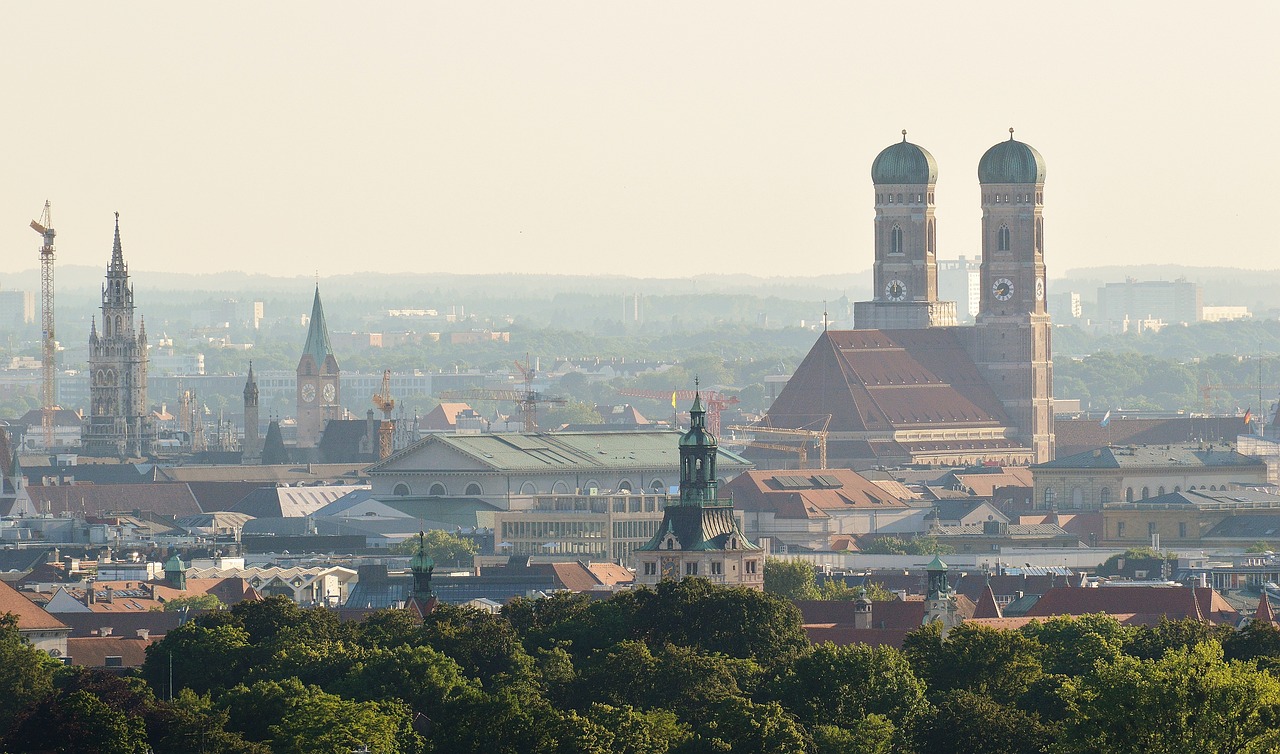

left=369, top=430, right=751, bottom=475
left=637, top=504, right=760, bottom=552
left=1033, top=445, right=1266, bottom=471
left=978, top=136, right=1046, bottom=184
left=871, top=138, right=938, bottom=185
left=1204, top=515, right=1280, bottom=539
left=230, top=485, right=368, bottom=518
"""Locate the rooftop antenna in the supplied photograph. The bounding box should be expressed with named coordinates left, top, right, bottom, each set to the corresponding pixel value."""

left=822, top=302, right=829, bottom=332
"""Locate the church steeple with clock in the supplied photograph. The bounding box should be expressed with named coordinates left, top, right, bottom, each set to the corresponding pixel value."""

left=971, top=129, right=1054, bottom=461
left=854, top=131, right=957, bottom=329
left=296, top=285, right=341, bottom=448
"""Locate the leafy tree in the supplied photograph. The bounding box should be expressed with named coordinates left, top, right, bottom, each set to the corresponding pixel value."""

left=686, top=697, right=812, bottom=754
left=914, top=689, right=1053, bottom=754
left=765, top=642, right=928, bottom=738
left=816, top=579, right=895, bottom=602
left=1245, top=541, right=1276, bottom=553
left=553, top=703, right=690, bottom=754
left=145, top=689, right=271, bottom=754
left=629, top=579, right=807, bottom=665
left=8, top=670, right=152, bottom=754
left=1059, top=642, right=1280, bottom=753
left=333, top=643, right=479, bottom=720
left=812, top=717, right=896, bottom=754
left=142, top=621, right=250, bottom=695
left=1123, top=616, right=1233, bottom=661
left=571, top=640, right=760, bottom=712
left=1019, top=614, right=1132, bottom=677
left=390, top=529, right=478, bottom=566
left=419, top=603, right=535, bottom=687
left=503, top=591, right=594, bottom=651
left=267, top=684, right=424, bottom=754
left=0, top=613, right=59, bottom=733
left=860, top=536, right=955, bottom=556
left=903, top=622, right=1044, bottom=705
left=158, top=593, right=224, bottom=612
left=1223, top=618, right=1280, bottom=668
left=763, top=558, right=818, bottom=601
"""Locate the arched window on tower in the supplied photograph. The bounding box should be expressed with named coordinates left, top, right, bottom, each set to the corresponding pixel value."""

left=927, top=220, right=936, bottom=255
left=890, top=224, right=903, bottom=255
left=1035, top=218, right=1044, bottom=252
left=997, top=225, right=1011, bottom=252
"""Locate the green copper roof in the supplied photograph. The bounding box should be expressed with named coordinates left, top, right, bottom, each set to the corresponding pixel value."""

left=978, top=133, right=1046, bottom=184
left=871, top=135, right=938, bottom=185
left=302, top=286, right=335, bottom=366
left=926, top=555, right=948, bottom=571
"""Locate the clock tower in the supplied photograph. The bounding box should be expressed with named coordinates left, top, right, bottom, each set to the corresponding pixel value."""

left=971, top=130, right=1054, bottom=462
left=854, top=131, right=957, bottom=329
left=296, top=285, right=341, bottom=448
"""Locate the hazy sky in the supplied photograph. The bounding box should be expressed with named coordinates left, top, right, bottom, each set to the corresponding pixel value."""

left=3, top=3, right=1276, bottom=280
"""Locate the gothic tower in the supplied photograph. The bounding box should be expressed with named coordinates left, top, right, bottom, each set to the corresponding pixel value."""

left=242, top=362, right=261, bottom=464
left=854, top=131, right=957, bottom=329
left=634, top=387, right=763, bottom=589
left=86, top=214, right=153, bottom=458
left=296, top=286, right=341, bottom=448
left=970, top=130, right=1054, bottom=462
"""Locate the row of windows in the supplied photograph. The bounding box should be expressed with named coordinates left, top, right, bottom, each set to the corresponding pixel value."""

left=879, top=192, right=933, bottom=204
left=642, top=560, right=759, bottom=577
left=987, top=193, right=1042, bottom=204
left=1115, top=521, right=1190, bottom=539
left=1045, top=483, right=1225, bottom=507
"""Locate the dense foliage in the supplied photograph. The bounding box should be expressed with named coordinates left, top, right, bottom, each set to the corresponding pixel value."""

left=5, top=588, right=1280, bottom=752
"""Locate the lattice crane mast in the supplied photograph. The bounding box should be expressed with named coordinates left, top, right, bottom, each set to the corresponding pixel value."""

left=372, top=370, right=396, bottom=460
left=30, top=202, right=57, bottom=449
left=616, top=388, right=740, bottom=437
left=727, top=419, right=831, bottom=470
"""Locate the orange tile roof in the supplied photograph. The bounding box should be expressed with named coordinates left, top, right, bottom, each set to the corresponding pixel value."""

left=0, top=580, right=68, bottom=631
left=66, top=636, right=157, bottom=668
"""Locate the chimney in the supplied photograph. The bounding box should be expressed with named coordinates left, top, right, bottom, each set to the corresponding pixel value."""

left=85, top=586, right=95, bottom=606
left=100, top=626, right=112, bottom=636
left=103, top=586, right=114, bottom=603
left=136, top=629, right=150, bottom=641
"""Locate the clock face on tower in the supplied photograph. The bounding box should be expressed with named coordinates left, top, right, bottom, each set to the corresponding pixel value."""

left=301, top=383, right=316, bottom=403
left=885, top=279, right=907, bottom=302
left=993, top=278, right=1014, bottom=301
left=323, top=384, right=336, bottom=403
left=1035, top=278, right=1045, bottom=301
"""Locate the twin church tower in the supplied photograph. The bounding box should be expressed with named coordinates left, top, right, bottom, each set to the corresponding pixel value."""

left=763, top=130, right=1054, bottom=467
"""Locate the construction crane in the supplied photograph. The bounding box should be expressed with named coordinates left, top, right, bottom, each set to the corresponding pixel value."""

left=616, top=388, right=740, bottom=436
left=30, top=202, right=56, bottom=449
left=1199, top=382, right=1280, bottom=413
left=728, top=419, right=831, bottom=470
left=372, top=370, right=396, bottom=460
left=439, top=388, right=566, bottom=433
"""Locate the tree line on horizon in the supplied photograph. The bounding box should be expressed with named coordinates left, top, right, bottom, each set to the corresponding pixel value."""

left=2, top=581, right=1280, bottom=753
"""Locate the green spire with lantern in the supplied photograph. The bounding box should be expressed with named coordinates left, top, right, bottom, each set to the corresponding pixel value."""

left=678, top=378, right=718, bottom=506
left=409, top=530, right=435, bottom=600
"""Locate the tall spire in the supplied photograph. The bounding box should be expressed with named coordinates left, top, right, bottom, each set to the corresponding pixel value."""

left=302, top=285, right=334, bottom=367
left=110, top=212, right=126, bottom=273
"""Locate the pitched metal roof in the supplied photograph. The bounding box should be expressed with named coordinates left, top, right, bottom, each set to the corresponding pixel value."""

left=637, top=504, right=760, bottom=552
left=1033, top=445, right=1267, bottom=471
left=301, top=286, right=335, bottom=366
left=369, top=430, right=750, bottom=474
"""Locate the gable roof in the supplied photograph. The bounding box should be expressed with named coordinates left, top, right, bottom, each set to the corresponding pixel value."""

left=0, top=580, right=67, bottom=631
left=67, top=635, right=156, bottom=668
left=230, top=485, right=367, bottom=518
left=638, top=504, right=760, bottom=553
left=22, top=483, right=202, bottom=518
left=1054, top=416, right=1245, bottom=458
left=765, top=329, right=1013, bottom=434
left=973, top=584, right=1004, bottom=619
left=420, top=403, right=473, bottom=432
left=1023, top=585, right=1239, bottom=624
left=723, top=469, right=912, bottom=521
left=1033, top=445, right=1266, bottom=471
left=369, top=430, right=751, bottom=475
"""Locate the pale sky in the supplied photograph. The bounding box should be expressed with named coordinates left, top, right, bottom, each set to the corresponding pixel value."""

left=2, top=2, right=1276, bottom=280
